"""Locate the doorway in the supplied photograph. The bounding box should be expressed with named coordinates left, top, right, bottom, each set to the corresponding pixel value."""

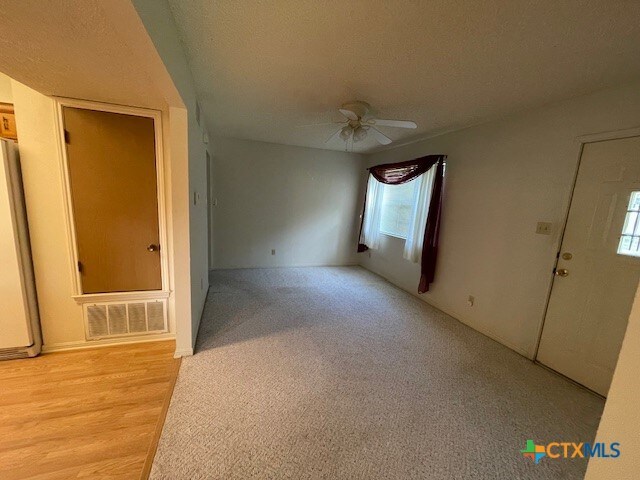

left=536, top=134, right=640, bottom=396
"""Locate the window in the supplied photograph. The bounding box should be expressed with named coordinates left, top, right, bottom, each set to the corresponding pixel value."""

left=618, top=191, right=640, bottom=258
left=379, top=180, right=418, bottom=239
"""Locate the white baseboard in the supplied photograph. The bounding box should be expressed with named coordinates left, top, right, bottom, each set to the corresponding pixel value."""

left=42, top=333, right=176, bottom=353
left=174, top=347, right=193, bottom=358
left=358, top=265, right=534, bottom=360
left=416, top=294, right=533, bottom=359
left=192, top=284, right=209, bottom=346
left=210, top=262, right=359, bottom=270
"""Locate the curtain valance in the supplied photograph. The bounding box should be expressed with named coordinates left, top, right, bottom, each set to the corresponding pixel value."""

left=358, top=154, right=446, bottom=293
left=369, top=155, right=444, bottom=185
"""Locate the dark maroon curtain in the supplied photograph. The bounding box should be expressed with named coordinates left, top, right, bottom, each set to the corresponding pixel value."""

left=358, top=154, right=446, bottom=293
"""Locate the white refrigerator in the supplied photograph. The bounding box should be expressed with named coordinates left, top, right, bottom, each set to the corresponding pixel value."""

left=0, top=139, right=41, bottom=359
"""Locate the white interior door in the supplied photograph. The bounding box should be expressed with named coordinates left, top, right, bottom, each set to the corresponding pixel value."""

left=537, top=136, right=640, bottom=396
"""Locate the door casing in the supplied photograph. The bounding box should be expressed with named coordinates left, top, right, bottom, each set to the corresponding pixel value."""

left=54, top=98, right=170, bottom=303
left=206, top=150, right=213, bottom=270
left=533, top=126, right=640, bottom=370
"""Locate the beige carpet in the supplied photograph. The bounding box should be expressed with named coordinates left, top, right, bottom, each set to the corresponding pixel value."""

left=151, top=266, right=604, bottom=479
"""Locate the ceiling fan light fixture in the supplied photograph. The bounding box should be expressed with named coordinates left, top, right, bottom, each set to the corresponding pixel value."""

left=353, top=126, right=367, bottom=142
left=339, top=125, right=352, bottom=141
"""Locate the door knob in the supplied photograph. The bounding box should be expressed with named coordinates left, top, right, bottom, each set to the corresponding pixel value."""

left=555, top=268, right=569, bottom=277
left=147, top=244, right=160, bottom=252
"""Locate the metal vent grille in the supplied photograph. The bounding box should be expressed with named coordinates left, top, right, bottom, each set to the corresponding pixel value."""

left=128, top=303, right=147, bottom=333
left=87, top=305, right=108, bottom=337
left=147, top=301, right=165, bottom=331
left=83, top=298, right=167, bottom=340
left=108, top=304, right=128, bottom=335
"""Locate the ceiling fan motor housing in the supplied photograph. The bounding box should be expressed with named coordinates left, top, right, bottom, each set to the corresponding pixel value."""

left=341, top=101, right=370, bottom=119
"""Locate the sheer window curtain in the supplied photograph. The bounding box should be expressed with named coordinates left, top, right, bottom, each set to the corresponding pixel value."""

left=357, top=154, right=446, bottom=293
left=360, top=174, right=384, bottom=250
left=403, top=166, right=436, bottom=262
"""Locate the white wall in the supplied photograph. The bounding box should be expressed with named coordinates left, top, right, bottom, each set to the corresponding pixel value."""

left=12, top=82, right=85, bottom=346
left=2, top=0, right=209, bottom=357
left=133, top=0, right=211, bottom=356
left=0, top=72, right=13, bottom=103
left=585, top=280, right=640, bottom=479
left=360, top=81, right=640, bottom=358
left=11, top=81, right=179, bottom=349
left=211, top=137, right=363, bottom=269
left=0, top=1, right=201, bottom=355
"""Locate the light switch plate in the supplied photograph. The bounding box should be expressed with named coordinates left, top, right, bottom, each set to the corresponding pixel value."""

left=536, top=222, right=552, bottom=235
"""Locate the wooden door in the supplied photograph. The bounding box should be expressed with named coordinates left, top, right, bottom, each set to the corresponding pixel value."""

left=63, top=107, right=162, bottom=294
left=536, top=136, right=640, bottom=396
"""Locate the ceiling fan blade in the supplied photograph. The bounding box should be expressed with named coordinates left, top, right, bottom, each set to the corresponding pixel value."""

left=325, top=128, right=343, bottom=144
left=296, top=121, right=345, bottom=128
left=339, top=108, right=358, bottom=121
left=369, top=126, right=392, bottom=145
left=367, top=119, right=417, bottom=129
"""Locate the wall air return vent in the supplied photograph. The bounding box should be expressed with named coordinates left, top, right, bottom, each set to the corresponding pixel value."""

left=128, top=302, right=147, bottom=333
left=83, top=299, right=168, bottom=340
left=108, top=304, right=128, bottom=335
left=87, top=305, right=108, bottom=338
left=147, top=301, right=165, bottom=331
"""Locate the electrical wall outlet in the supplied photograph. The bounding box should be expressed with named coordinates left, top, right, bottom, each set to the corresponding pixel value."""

left=271, top=249, right=276, bottom=256
left=467, top=295, right=475, bottom=307
left=535, top=222, right=553, bottom=235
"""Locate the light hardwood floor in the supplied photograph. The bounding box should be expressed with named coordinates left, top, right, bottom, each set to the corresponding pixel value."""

left=0, top=340, right=180, bottom=480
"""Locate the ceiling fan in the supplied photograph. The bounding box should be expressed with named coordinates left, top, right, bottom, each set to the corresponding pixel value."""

left=300, top=101, right=417, bottom=148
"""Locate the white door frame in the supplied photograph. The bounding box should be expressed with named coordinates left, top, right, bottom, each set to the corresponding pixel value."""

left=533, top=126, right=640, bottom=360
left=206, top=150, right=213, bottom=270
left=53, top=97, right=171, bottom=304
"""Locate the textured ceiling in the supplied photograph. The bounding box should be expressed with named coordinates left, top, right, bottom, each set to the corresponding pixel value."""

left=168, top=0, right=640, bottom=153
left=0, top=0, right=180, bottom=110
